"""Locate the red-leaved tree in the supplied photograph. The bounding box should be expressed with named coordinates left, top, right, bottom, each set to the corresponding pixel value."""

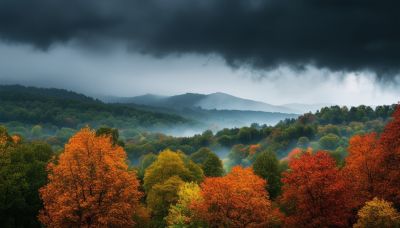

left=376, top=105, right=400, bottom=207
left=281, top=151, right=352, bottom=227
left=344, top=133, right=381, bottom=208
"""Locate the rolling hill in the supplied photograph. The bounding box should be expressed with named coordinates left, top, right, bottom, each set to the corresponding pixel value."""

left=0, top=85, right=190, bottom=130
left=105, top=92, right=299, bottom=113
left=103, top=92, right=300, bottom=134
left=0, top=85, right=300, bottom=138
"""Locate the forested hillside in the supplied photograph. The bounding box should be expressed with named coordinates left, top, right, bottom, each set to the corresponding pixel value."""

left=1, top=104, right=399, bottom=227
left=127, top=104, right=298, bottom=132
left=0, top=85, right=188, bottom=128
left=0, top=85, right=395, bottom=162
left=1, top=85, right=399, bottom=228
left=2, top=0, right=399, bottom=226
left=124, top=104, right=396, bottom=164
left=0, top=85, right=193, bottom=148
left=0, top=85, right=300, bottom=145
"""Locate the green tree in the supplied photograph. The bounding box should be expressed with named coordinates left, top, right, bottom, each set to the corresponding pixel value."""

left=30, top=125, right=43, bottom=138
left=319, top=133, right=340, bottom=150
left=217, top=135, right=236, bottom=147
left=253, top=150, right=282, bottom=198
left=228, top=144, right=247, bottom=167
left=0, top=131, right=53, bottom=227
left=55, top=127, right=75, bottom=142
left=190, top=148, right=224, bottom=177
left=190, top=147, right=213, bottom=164
left=197, top=130, right=213, bottom=147
left=147, top=176, right=185, bottom=227
left=185, top=158, right=204, bottom=183
left=138, top=153, right=158, bottom=179
left=237, top=127, right=260, bottom=144
left=96, top=126, right=124, bottom=146
left=202, top=152, right=224, bottom=177
left=297, top=136, right=310, bottom=149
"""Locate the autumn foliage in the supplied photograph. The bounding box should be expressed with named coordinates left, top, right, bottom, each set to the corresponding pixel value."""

left=354, top=197, right=400, bottom=228
left=344, top=105, right=400, bottom=209
left=1, top=103, right=399, bottom=227
left=192, top=166, right=282, bottom=227
left=344, top=133, right=381, bottom=207
left=143, top=149, right=203, bottom=226
left=375, top=106, right=400, bottom=207
left=166, top=182, right=203, bottom=227
left=281, top=151, right=352, bottom=227
left=39, top=128, right=142, bottom=227
left=282, top=147, right=312, bottom=162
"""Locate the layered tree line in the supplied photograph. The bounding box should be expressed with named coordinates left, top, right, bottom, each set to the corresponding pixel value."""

left=0, top=85, right=190, bottom=150
left=1, top=105, right=400, bottom=227
left=1, top=85, right=396, bottom=160
left=124, top=103, right=396, bottom=165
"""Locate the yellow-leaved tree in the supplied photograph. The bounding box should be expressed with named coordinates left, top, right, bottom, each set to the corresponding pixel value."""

left=143, top=150, right=203, bottom=227
left=166, top=182, right=203, bottom=227
left=354, top=197, right=400, bottom=228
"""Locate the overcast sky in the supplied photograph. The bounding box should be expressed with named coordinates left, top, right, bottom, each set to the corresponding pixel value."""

left=1, top=0, right=400, bottom=106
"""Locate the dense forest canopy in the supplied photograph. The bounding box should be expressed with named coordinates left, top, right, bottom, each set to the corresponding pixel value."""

left=0, top=85, right=397, bottom=166
left=1, top=104, right=399, bottom=227
left=0, top=85, right=193, bottom=148
left=0, top=85, right=189, bottom=127
left=1, top=85, right=400, bottom=227
left=2, top=0, right=400, bottom=226
left=123, top=103, right=396, bottom=164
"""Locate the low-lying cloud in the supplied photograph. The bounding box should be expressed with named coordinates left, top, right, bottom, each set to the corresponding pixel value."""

left=0, top=42, right=398, bottom=106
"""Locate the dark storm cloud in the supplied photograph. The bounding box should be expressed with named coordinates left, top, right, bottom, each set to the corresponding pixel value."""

left=1, top=0, right=400, bottom=77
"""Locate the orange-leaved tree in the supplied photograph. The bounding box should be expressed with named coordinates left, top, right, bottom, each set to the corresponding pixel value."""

left=281, top=151, right=352, bottom=227
left=39, top=128, right=142, bottom=227
left=343, top=132, right=381, bottom=208
left=376, top=104, right=400, bottom=207
left=192, top=166, right=282, bottom=227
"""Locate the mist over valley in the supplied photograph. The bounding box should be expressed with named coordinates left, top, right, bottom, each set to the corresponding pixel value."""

left=1, top=1, right=400, bottom=227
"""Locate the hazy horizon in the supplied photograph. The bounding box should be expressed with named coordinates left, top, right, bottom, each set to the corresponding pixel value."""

left=1, top=0, right=400, bottom=106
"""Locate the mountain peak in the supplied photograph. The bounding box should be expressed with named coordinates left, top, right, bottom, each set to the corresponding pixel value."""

left=109, top=92, right=317, bottom=114
left=209, top=92, right=230, bottom=95
left=207, top=92, right=236, bottom=98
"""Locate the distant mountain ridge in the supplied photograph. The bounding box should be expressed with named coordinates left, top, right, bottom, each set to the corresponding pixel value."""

left=101, top=92, right=302, bottom=133
left=105, top=92, right=327, bottom=114
left=0, top=85, right=190, bottom=129
left=197, top=92, right=294, bottom=113
left=103, top=94, right=167, bottom=105
left=0, top=84, right=96, bottom=103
